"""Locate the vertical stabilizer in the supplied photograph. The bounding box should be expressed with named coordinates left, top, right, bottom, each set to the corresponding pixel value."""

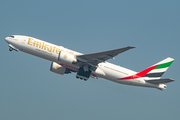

left=120, top=57, right=174, bottom=80
left=144, top=57, right=174, bottom=79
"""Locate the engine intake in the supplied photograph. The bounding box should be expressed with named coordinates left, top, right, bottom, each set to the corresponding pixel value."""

left=50, top=62, right=70, bottom=75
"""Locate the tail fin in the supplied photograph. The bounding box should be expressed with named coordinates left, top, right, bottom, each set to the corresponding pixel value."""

left=144, top=57, right=174, bottom=79
left=121, top=57, right=174, bottom=80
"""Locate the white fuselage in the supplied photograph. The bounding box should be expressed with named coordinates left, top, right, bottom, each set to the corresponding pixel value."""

left=5, top=35, right=164, bottom=89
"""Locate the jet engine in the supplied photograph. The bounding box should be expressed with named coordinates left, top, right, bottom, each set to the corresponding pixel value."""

left=50, top=62, right=70, bottom=75
left=58, top=51, right=77, bottom=64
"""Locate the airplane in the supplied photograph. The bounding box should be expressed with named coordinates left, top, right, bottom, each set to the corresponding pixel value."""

left=5, top=35, right=175, bottom=90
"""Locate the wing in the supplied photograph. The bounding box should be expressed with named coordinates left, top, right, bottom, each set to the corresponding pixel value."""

left=76, top=46, right=135, bottom=67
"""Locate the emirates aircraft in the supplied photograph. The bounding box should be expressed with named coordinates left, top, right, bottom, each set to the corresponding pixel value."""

left=5, top=35, right=175, bottom=90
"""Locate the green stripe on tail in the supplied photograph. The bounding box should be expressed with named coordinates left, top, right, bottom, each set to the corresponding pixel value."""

left=154, top=60, right=174, bottom=69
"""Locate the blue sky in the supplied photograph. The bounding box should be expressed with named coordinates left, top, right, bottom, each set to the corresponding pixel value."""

left=1, top=0, right=180, bottom=120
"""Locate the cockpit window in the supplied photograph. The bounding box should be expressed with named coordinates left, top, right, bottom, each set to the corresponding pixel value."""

left=10, top=36, right=14, bottom=38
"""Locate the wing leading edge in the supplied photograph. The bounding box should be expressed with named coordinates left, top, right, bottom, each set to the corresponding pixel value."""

left=76, top=46, right=135, bottom=67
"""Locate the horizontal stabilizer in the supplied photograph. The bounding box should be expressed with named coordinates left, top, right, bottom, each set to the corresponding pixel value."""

left=146, top=78, right=175, bottom=84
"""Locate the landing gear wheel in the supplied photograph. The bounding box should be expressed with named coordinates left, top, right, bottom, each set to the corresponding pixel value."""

left=9, top=47, right=13, bottom=51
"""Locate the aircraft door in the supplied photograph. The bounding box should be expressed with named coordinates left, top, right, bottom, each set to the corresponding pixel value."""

left=21, top=37, right=26, bottom=44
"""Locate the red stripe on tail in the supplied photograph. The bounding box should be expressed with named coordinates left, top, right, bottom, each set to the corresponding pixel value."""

left=119, top=64, right=158, bottom=80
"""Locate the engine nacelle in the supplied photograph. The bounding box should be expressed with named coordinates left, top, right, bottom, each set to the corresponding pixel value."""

left=50, top=62, right=67, bottom=75
left=58, top=51, right=77, bottom=64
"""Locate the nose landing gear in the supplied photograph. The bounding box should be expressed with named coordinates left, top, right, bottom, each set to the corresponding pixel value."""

left=9, top=47, right=18, bottom=51
left=8, top=44, right=18, bottom=52
left=9, top=47, right=13, bottom=51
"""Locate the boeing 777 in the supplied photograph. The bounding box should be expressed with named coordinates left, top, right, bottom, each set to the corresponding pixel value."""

left=5, top=35, right=175, bottom=90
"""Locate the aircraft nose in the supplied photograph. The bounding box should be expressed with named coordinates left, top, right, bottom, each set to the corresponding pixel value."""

left=5, top=37, right=11, bottom=44
left=5, top=37, right=9, bottom=42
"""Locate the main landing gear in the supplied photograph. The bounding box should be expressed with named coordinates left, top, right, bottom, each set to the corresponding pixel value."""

left=76, top=76, right=88, bottom=81
left=76, top=66, right=91, bottom=81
